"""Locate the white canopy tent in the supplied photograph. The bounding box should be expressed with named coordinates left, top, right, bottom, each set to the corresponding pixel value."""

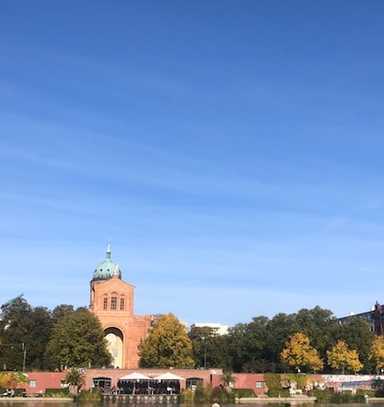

left=119, top=372, right=151, bottom=381
left=153, top=372, right=185, bottom=381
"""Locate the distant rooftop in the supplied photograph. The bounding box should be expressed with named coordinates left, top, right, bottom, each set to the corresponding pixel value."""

left=192, top=322, right=229, bottom=335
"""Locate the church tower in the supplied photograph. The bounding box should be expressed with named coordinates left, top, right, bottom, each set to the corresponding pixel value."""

left=89, top=244, right=152, bottom=368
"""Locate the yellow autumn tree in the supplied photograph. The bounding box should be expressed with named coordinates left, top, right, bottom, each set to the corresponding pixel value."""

left=370, top=336, right=384, bottom=372
left=139, top=313, right=195, bottom=368
left=281, top=332, right=323, bottom=372
left=0, top=372, right=27, bottom=389
left=327, top=340, right=362, bottom=374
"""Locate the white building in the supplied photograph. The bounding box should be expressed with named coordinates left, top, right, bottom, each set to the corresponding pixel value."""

left=192, top=322, right=229, bottom=336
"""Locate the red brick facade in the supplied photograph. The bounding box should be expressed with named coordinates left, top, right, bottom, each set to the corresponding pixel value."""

left=83, top=368, right=221, bottom=390
left=22, top=372, right=66, bottom=395
left=90, top=276, right=152, bottom=369
left=20, top=369, right=268, bottom=395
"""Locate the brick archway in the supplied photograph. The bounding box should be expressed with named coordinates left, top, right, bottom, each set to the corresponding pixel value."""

left=104, top=327, right=124, bottom=368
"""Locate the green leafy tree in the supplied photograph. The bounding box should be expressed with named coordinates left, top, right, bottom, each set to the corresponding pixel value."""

left=226, top=317, right=272, bottom=372
left=336, top=318, right=374, bottom=373
left=189, top=325, right=228, bottom=368
left=0, top=296, right=53, bottom=370
left=223, top=307, right=339, bottom=373
left=139, top=313, right=194, bottom=368
left=64, top=368, right=85, bottom=394
left=28, top=306, right=54, bottom=370
left=265, top=313, right=298, bottom=372
left=222, top=370, right=236, bottom=390
left=51, top=305, right=74, bottom=324
left=294, top=307, right=339, bottom=358
left=47, top=308, right=111, bottom=369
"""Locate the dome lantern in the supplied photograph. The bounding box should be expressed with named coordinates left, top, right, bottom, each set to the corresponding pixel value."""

left=92, top=243, right=122, bottom=281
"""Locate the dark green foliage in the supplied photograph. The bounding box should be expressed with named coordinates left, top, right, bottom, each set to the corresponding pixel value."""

left=0, top=296, right=81, bottom=371
left=336, top=319, right=374, bottom=373
left=0, top=296, right=30, bottom=370
left=13, top=388, right=26, bottom=397
left=210, top=386, right=236, bottom=404
left=189, top=325, right=230, bottom=369
left=185, top=383, right=235, bottom=404
left=199, top=306, right=374, bottom=374
left=0, top=295, right=376, bottom=374
left=372, top=378, right=384, bottom=396
left=76, top=389, right=102, bottom=402
left=356, top=389, right=375, bottom=397
left=309, top=388, right=370, bottom=403
left=0, top=296, right=53, bottom=370
left=45, top=388, right=70, bottom=396
left=51, top=305, right=74, bottom=325
left=264, top=373, right=286, bottom=397
left=47, top=310, right=111, bottom=369
left=193, top=383, right=210, bottom=404
left=180, top=388, right=194, bottom=403
left=233, top=388, right=256, bottom=397
left=28, top=307, right=54, bottom=370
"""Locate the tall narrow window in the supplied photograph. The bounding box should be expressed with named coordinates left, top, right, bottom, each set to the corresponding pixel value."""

left=111, top=296, right=117, bottom=310
left=120, top=297, right=125, bottom=311
left=103, top=297, right=108, bottom=310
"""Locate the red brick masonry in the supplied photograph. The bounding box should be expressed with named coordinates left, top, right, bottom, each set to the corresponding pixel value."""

left=20, top=369, right=268, bottom=395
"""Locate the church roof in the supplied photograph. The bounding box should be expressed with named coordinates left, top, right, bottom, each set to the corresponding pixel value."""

left=93, top=243, right=122, bottom=281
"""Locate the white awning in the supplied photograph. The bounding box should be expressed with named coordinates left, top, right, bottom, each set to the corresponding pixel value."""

left=153, top=372, right=185, bottom=381
left=119, top=372, right=151, bottom=381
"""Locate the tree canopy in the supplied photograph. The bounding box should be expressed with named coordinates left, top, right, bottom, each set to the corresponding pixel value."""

left=0, top=296, right=377, bottom=374
left=64, top=368, right=85, bottom=394
left=139, top=313, right=195, bottom=368
left=280, top=332, right=323, bottom=372
left=0, top=296, right=53, bottom=370
left=327, top=340, right=363, bottom=374
left=0, top=372, right=27, bottom=389
left=47, top=308, right=111, bottom=369
left=189, top=325, right=228, bottom=368
left=370, top=336, right=384, bottom=372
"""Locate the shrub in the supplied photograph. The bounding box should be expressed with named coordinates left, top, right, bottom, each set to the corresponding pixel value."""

left=282, top=374, right=308, bottom=390
left=210, top=386, right=236, bottom=404
left=264, top=373, right=282, bottom=394
left=309, top=389, right=367, bottom=404
left=270, top=388, right=290, bottom=397
left=308, top=388, right=333, bottom=403
left=76, top=389, right=102, bottom=402
left=193, top=383, right=212, bottom=404
left=356, top=389, right=375, bottom=397
left=14, top=389, right=26, bottom=397
left=45, top=388, right=70, bottom=397
left=373, top=378, right=384, bottom=397
left=180, top=388, right=194, bottom=403
left=330, top=392, right=365, bottom=403
left=233, top=388, right=256, bottom=398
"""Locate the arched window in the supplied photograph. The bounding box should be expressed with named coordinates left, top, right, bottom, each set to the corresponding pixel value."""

left=111, top=296, right=117, bottom=310
left=103, top=296, right=108, bottom=311
left=120, top=296, right=125, bottom=311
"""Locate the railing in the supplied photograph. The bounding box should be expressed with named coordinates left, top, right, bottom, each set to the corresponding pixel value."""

left=103, top=394, right=180, bottom=403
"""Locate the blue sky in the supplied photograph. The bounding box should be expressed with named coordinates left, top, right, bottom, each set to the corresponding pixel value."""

left=1, top=1, right=384, bottom=325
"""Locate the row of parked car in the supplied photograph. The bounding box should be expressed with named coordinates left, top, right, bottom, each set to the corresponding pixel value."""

left=0, top=389, right=27, bottom=397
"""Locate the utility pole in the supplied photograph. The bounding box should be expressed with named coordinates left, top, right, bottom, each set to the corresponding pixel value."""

left=201, top=336, right=207, bottom=369
left=22, top=343, right=26, bottom=372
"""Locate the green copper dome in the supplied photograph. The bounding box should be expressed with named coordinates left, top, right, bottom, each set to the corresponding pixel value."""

left=93, top=244, right=122, bottom=281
